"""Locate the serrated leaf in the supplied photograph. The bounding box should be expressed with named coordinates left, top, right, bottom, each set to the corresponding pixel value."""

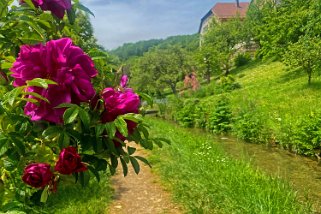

left=63, top=107, right=79, bottom=124
left=155, top=137, right=171, bottom=145
left=67, top=8, right=76, bottom=25
left=129, top=156, right=140, bottom=174
left=55, top=103, right=77, bottom=109
left=114, top=117, right=128, bottom=137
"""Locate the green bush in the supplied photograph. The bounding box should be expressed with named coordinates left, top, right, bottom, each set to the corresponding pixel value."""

left=234, top=53, right=252, bottom=67
left=291, top=112, right=321, bottom=156
left=206, top=97, right=232, bottom=134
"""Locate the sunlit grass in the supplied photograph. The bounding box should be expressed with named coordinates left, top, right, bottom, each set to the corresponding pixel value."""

left=41, top=173, right=112, bottom=214
left=148, top=117, right=311, bottom=214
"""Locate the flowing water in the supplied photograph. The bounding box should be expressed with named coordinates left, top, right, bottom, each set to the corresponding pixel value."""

left=212, top=135, right=321, bottom=213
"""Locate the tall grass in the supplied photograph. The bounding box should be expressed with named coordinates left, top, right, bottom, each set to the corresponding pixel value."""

left=41, top=173, right=112, bottom=214
left=148, top=117, right=311, bottom=214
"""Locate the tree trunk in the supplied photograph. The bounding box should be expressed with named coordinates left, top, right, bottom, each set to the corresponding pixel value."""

left=205, top=72, right=211, bottom=84
left=170, top=82, right=177, bottom=95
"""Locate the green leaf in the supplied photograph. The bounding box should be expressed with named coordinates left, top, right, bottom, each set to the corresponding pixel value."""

left=79, top=108, right=90, bottom=129
left=121, top=113, right=143, bottom=123
left=24, top=91, right=49, bottom=103
left=40, top=186, right=49, bottom=203
left=88, top=165, right=100, bottom=182
left=74, top=2, right=95, bottom=17
left=134, top=156, right=152, bottom=168
left=114, top=117, right=128, bottom=137
left=137, top=92, right=153, bottom=106
left=22, top=0, right=36, bottom=9
left=129, top=156, right=140, bottom=174
left=120, top=157, right=128, bottom=177
left=154, top=137, right=171, bottom=145
left=0, top=62, right=13, bottom=70
left=67, top=7, right=76, bottom=24
left=127, top=146, right=136, bottom=155
left=58, top=132, right=70, bottom=149
left=3, top=87, right=24, bottom=106
left=42, top=126, right=62, bottom=139
left=105, top=123, right=116, bottom=139
left=79, top=171, right=90, bottom=188
left=110, top=155, right=118, bottom=169
left=26, top=78, right=57, bottom=89
left=0, top=137, right=8, bottom=157
left=63, top=107, right=79, bottom=124
left=55, top=103, right=77, bottom=109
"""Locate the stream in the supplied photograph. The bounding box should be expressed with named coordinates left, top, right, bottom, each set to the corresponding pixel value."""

left=211, top=134, right=321, bottom=213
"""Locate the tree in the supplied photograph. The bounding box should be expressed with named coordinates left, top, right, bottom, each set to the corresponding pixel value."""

left=202, top=18, right=244, bottom=76
left=284, top=36, right=321, bottom=84
left=130, top=46, right=189, bottom=95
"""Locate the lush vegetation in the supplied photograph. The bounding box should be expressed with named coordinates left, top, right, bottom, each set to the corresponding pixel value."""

left=110, top=34, right=199, bottom=60
left=0, top=1, right=163, bottom=213
left=148, top=117, right=311, bottom=214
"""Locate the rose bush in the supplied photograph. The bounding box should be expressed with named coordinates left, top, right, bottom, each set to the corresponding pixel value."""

left=0, top=1, right=165, bottom=213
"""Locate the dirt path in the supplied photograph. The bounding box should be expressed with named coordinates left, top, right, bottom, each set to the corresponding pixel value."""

left=107, top=145, right=182, bottom=214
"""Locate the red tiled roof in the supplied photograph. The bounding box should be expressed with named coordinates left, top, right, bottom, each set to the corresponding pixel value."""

left=212, top=2, right=250, bottom=19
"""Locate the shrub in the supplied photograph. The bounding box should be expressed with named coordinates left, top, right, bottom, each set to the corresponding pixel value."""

left=234, top=53, right=252, bottom=67
left=206, top=97, right=232, bottom=134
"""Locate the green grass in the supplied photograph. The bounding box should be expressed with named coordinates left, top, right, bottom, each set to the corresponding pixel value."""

left=41, top=173, right=112, bottom=214
left=148, top=117, right=311, bottom=214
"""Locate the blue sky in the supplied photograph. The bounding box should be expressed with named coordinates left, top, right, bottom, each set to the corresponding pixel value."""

left=81, top=0, right=250, bottom=50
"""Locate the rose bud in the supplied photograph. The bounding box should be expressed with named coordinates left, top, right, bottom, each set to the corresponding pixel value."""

left=22, top=163, right=53, bottom=188
left=54, top=147, right=87, bottom=175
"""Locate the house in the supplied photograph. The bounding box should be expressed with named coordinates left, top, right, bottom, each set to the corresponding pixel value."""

left=198, top=1, right=250, bottom=36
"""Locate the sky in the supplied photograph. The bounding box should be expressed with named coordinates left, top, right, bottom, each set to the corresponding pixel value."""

left=80, top=0, right=250, bottom=50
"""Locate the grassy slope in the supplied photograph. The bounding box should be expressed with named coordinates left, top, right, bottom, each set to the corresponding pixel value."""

left=195, top=60, right=321, bottom=152
left=148, top=117, right=311, bottom=214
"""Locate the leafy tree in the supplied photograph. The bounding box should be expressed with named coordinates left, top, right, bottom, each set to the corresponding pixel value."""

left=284, top=36, right=321, bottom=84
left=130, top=46, right=189, bottom=95
left=202, top=18, right=244, bottom=76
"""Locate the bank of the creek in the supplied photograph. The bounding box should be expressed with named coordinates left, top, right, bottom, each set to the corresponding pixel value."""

left=207, top=132, right=321, bottom=213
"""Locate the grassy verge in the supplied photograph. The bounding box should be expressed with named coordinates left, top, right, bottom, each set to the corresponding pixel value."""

left=148, top=117, right=311, bottom=214
left=41, top=173, right=112, bottom=214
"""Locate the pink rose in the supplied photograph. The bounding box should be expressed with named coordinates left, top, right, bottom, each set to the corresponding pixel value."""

left=22, top=163, right=53, bottom=188
left=54, top=147, right=87, bottom=175
left=101, top=88, right=140, bottom=123
left=20, top=0, right=71, bottom=19
left=101, top=87, right=140, bottom=145
left=11, top=38, right=98, bottom=123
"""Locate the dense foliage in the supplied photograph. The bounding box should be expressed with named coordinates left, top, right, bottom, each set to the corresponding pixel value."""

left=0, top=1, right=164, bottom=213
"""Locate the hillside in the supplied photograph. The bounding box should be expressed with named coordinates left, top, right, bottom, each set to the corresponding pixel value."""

left=167, top=60, right=321, bottom=157
left=110, top=34, right=199, bottom=60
